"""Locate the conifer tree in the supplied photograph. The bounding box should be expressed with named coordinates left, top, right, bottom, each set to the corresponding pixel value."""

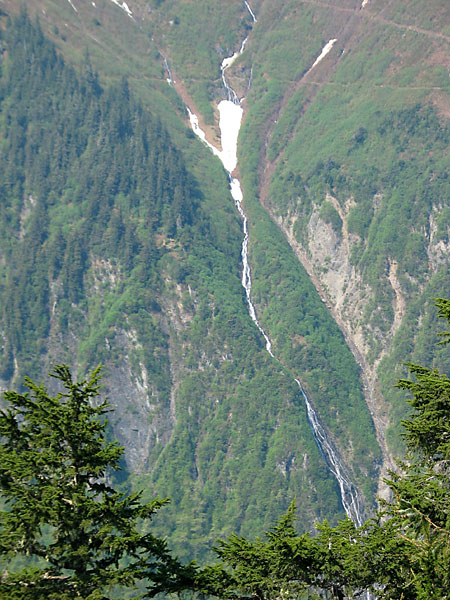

left=0, top=365, right=196, bottom=599
left=376, top=297, right=450, bottom=599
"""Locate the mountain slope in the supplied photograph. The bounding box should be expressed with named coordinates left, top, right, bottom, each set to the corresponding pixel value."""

left=3, top=0, right=446, bottom=561
left=142, top=0, right=450, bottom=484
left=0, top=6, right=379, bottom=561
left=242, top=0, right=450, bottom=465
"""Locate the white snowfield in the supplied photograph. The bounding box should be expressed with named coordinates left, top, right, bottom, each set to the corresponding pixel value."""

left=217, top=100, right=243, bottom=173
left=110, top=0, right=133, bottom=18
left=309, top=38, right=337, bottom=72
left=186, top=102, right=273, bottom=356
left=186, top=102, right=243, bottom=176
left=361, top=0, right=370, bottom=7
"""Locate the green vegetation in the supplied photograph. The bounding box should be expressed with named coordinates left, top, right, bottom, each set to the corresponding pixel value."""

left=235, top=82, right=380, bottom=502
left=0, top=10, right=356, bottom=562
left=1, top=299, right=449, bottom=599
left=148, top=0, right=253, bottom=123
left=318, top=201, right=342, bottom=236
left=246, top=205, right=379, bottom=498
left=195, top=299, right=450, bottom=600
left=0, top=10, right=200, bottom=386
left=378, top=273, right=450, bottom=456
left=3, top=0, right=448, bottom=572
left=0, top=365, right=196, bottom=600
left=234, top=0, right=450, bottom=457
left=269, top=101, right=450, bottom=360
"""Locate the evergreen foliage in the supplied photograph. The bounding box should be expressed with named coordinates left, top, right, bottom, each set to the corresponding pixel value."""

left=0, top=9, right=353, bottom=560
left=198, top=299, right=450, bottom=600
left=0, top=1, right=448, bottom=583
left=0, top=364, right=196, bottom=599
left=0, top=9, right=200, bottom=381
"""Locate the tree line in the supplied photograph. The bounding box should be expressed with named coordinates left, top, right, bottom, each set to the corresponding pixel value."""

left=0, top=298, right=449, bottom=599
left=0, top=9, right=202, bottom=382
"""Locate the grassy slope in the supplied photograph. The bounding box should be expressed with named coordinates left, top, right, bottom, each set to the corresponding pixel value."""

left=0, top=1, right=349, bottom=563
left=247, top=0, right=450, bottom=456
left=137, top=0, right=382, bottom=497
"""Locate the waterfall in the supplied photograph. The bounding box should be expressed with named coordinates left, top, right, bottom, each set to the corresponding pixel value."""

left=229, top=177, right=274, bottom=357
left=295, top=379, right=365, bottom=526
left=182, top=1, right=365, bottom=526
left=162, top=54, right=174, bottom=86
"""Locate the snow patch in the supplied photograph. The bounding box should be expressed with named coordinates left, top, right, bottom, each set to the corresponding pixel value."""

left=186, top=102, right=242, bottom=174
left=308, top=39, right=337, bottom=73
left=223, top=36, right=248, bottom=70
left=361, top=0, right=369, bottom=7
left=109, top=0, right=133, bottom=18
left=218, top=100, right=243, bottom=173
left=186, top=108, right=221, bottom=161
left=67, top=0, right=78, bottom=12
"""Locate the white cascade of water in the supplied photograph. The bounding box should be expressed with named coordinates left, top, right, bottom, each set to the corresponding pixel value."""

left=184, top=1, right=365, bottom=526
left=229, top=177, right=274, bottom=356
left=162, top=54, right=174, bottom=86
left=295, top=379, right=365, bottom=526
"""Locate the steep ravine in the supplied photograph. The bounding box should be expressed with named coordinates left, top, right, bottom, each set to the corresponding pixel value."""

left=270, top=207, right=397, bottom=493
left=176, top=2, right=368, bottom=524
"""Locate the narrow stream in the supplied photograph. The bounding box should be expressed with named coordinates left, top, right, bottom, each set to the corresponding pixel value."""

left=296, top=379, right=365, bottom=526
left=175, top=1, right=365, bottom=526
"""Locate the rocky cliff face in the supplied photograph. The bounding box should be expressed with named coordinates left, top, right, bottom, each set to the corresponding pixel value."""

left=272, top=199, right=398, bottom=482
left=239, top=0, right=450, bottom=481
left=268, top=169, right=450, bottom=487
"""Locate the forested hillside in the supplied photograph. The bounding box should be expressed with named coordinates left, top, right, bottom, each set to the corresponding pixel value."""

left=145, top=0, right=450, bottom=475
left=0, top=0, right=448, bottom=564
left=0, top=6, right=380, bottom=560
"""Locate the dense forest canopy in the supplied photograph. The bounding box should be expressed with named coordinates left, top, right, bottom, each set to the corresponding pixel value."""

left=0, top=10, right=200, bottom=381
left=0, top=0, right=449, bottom=578
left=0, top=299, right=449, bottom=599
left=0, top=7, right=383, bottom=559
